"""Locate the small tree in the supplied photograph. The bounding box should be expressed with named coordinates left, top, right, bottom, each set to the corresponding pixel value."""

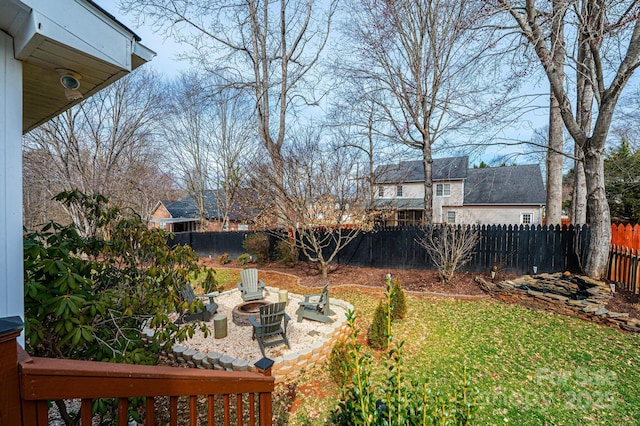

left=417, top=225, right=479, bottom=285
left=250, top=127, right=375, bottom=278
left=390, top=279, right=407, bottom=320
left=368, top=300, right=388, bottom=350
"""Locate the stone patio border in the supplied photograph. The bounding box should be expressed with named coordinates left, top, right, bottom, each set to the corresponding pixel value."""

left=141, top=287, right=353, bottom=382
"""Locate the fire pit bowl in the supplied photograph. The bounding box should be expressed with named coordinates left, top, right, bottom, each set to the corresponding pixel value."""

left=232, top=301, right=270, bottom=326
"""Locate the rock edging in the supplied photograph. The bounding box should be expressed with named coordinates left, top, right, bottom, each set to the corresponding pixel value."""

left=141, top=291, right=352, bottom=382
left=475, top=273, right=640, bottom=333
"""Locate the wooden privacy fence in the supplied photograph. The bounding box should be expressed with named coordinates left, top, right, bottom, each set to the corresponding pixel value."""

left=333, top=224, right=590, bottom=274
left=174, top=225, right=591, bottom=275
left=608, top=223, right=640, bottom=294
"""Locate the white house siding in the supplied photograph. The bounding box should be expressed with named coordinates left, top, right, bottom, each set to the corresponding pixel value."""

left=0, top=32, right=24, bottom=341
left=433, top=180, right=464, bottom=222
left=378, top=182, right=424, bottom=199
left=459, top=205, right=544, bottom=226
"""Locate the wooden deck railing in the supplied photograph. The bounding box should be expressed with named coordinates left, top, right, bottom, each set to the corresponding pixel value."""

left=0, top=317, right=274, bottom=426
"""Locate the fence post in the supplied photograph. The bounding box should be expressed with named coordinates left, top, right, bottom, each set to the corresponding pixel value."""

left=0, top=316, right=24, bottom=426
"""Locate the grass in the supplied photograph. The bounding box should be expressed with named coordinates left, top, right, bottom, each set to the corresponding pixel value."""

left=198, top=267, right=640, bottom=424
left=290, top=287, right=640, bottom=425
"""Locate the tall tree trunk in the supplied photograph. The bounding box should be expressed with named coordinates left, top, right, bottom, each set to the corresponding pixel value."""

left=572, top=152, right=587, bottom=224
left=546, top=1, right=565, bottom=226
left=547, top=94, right=564, bottom=225
left=422, top=144, right=433, bottom=224
left=583, top=142, right=611, bottom=279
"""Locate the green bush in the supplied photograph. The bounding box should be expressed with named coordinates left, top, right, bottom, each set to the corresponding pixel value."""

left=276, top=239, right=299, bottom=267
left=242, top=233, right=270, bottom=263
left=23, top=190, right=210, bottom=364
left=237, top=253, right=252, bottom=265
left=218, top=252, right=230, bottom=264
left=332, top=283, right=478, bottom=425
left=390, top=279, right=407, bottom=320
left=368, top=300, right=388, bottom=350
left=328, top=339, right=353, bottom=385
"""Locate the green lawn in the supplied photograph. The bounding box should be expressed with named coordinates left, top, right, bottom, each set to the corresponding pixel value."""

left=289, top=289, right=640, bottom=425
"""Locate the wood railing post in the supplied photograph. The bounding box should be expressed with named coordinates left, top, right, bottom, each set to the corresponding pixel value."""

left=0, top=316, right=24, bottom=426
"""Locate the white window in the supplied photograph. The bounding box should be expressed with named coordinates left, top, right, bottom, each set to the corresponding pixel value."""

left=436, top=183, right=451, bottom=197
left=378, top=185, right=384, bottom=197
left=396, top=185, right=403, bottom=197
left=521, top=213, right=533, bottom=225
left=446, top=211, right=456, bottom=224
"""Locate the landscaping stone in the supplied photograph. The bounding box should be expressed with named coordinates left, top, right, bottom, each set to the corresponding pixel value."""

left=475, top=273, right=637, bottom=334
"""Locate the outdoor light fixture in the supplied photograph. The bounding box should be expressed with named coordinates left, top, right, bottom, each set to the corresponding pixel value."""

left=56, top=69, right=83, bottom=101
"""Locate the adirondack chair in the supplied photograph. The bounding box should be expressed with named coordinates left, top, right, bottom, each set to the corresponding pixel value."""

left=237, top=268, right=266, bottom=301
left=177, top=283, right=218, bottom=323
left=248, top=301, right=290, bottom=357
left=296, top=282, right=336, bottom=323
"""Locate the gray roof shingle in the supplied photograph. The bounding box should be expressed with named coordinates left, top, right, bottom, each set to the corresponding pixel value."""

left=162, top=190, right=242, bottom=221
left=463, top=164, right=545, bottom=205
left=375, top=156, right=468, bottom=183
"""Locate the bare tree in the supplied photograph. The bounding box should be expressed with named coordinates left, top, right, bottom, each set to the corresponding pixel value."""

left=494, top=0, right=640, bottom=278
left=121, top=0, right=338, bottom=205
left=342, top=0, right=497, bottom=224
left=23, top=69, right=166, bottom=235
left=163, top=71, right=254, bottom=231
left=209, top=85, right=256, bottom=230
left=546, top=0, right=567, bottom=226
left=250, top=127, right=375, bottom=278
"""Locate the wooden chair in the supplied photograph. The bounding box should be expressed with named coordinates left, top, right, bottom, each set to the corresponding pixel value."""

left=177, top=283, right=218, bottom=323
left=296, top=282, right=336, bottom=323
left=237, top=268, right=266, bottom=301
left=248, top=302, right=290, bottom=357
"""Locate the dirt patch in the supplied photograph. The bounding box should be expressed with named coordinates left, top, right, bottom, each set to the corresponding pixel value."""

left=606, top=285, right=640, bottom=320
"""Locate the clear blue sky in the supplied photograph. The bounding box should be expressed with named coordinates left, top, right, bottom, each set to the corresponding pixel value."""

left=99, top=0, right=189, bottom=77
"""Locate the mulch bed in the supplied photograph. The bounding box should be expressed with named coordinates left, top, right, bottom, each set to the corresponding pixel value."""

left=201, top=258, right=640, bottom=321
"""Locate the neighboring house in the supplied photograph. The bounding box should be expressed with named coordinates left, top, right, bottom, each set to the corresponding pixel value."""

left=149, top=190, right=259, bottom=232
left=374, top=156, right=546, bottom=226
left=0, top=0, right=153, bottom=337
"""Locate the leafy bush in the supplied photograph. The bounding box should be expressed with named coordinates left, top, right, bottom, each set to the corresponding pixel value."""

left=218, top=252, right=230, bottom=264
left=368, top=300, right=388, bottom=350
left=23, top=191, right=210, bottom=364
left=328, top=339, right=353, bottom=386
left=332, top=280, right=478, bottom=425
left=390, top=279, right=407, bottom=320
left=237, top=253, right=252, bottom=265
left=242, top=232, right=270, bottom=263
left=276, top=239, right=299, bottom=267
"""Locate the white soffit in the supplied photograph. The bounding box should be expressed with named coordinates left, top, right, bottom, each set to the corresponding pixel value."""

left=0, top=0, right=155, bottom=133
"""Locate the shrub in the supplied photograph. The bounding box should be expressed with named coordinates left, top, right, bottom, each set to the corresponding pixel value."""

left=276, top=239, right=299, bottom=267
left=237, top=253, right=252, bottom=265
left=332, top=281, right=478, bottom=425
left=390, top=279, right=407, bottom=320
left=23, top=191, right=210, bottom=364
left=328, top=340, right=353, bottom=385
left=218, top=252, right=230, bottom=264
left=368, top=300, right=388, bottom=350
left=242, top=233, right=270, bottom=263
left=416, top=224, right=479, bottom=285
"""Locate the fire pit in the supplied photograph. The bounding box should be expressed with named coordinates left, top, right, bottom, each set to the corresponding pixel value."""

left=232, top=301, right=270, bottom=326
